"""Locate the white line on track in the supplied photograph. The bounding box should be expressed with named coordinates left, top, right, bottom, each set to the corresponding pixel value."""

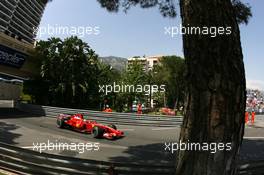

left=22, top=144, right=128, bottom=150
left=119, top=129, right=135, bottom=131
left=100, top=144, right=128, bottom=149
left=243, top=137, right=264, bottom=139
left=22, top=146, right=36, bottom=149
left=151, top=127, right=179, bottom=131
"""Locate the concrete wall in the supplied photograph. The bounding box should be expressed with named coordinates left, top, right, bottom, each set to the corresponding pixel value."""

left=0, top=100, right=14, bottom=108
left=0, top=82, right=21, bottom=100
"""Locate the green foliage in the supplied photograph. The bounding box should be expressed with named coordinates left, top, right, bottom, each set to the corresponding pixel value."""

left=97, top=0, right=252, bottom=25
left=153, top=56, right=186, bottom=109
left=24, top=37, right=184, bottom=111
left=24, top=36, right=110, bottom=109
left=125, top=60, right=148, bottom=85
left=25, top=45, right=186, bottom=111
left=111, top=57, right=186, bottom=111
left=98, top=61, right=121, bottom=110
left=97, top=0, right=177, bottom=18
left=232, top=0, right=252, bottom=25
left=115, top=60, right=148, bottom=111
left=24, top=37, right=186, bottom=111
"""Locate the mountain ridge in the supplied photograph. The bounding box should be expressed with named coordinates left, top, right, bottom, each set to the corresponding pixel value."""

left=99, top=56, right=127, bottom=71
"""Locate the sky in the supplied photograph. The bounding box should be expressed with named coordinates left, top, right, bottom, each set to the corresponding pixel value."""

left=38, top=0, right=264, bottom=90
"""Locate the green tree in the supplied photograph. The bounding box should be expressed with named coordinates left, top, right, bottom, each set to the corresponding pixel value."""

left=26, top=36, right=101, bottom=108
left=97, top=0, right=252, bottom=174
left=154, top=56, right=185, bottom=109
left=117, top=60, right=148, bottom=111
left=98, top=61, right=121, bottom=110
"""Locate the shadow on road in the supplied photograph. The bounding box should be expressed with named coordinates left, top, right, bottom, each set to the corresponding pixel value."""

left=109, top=143, right=176, bottom=166
left=108, top=139, right=264, bottom=167
left=239, top=139, right=264, bottom=164
left=0, top=108, right=44, bottom=119
left=0, top=121, right=21, bottom=144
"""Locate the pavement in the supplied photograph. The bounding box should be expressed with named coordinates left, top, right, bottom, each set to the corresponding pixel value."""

left=240, top=115, right=264, bottom=163
left=245, top=115, right=264, bottom=128
left=0, top=108, right=263, bottom=167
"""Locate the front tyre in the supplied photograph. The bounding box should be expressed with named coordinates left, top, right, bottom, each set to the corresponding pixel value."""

left=92, top=126, right=104, bottom=138
left=57, top=118, right=65, bottom=128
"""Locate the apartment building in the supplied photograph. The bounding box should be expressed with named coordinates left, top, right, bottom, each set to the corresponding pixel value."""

left=0, top=0, right=47, bottom=101
left=0, top=0, right=47, bottom=43
left=127, top=55, right=162, bottom=71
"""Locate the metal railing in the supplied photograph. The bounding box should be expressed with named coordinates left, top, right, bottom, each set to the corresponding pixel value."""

left=0, top=142, right=175, bottom=175
left=15, top=103, right=183, bottom=127
left=0, top=142, right=263, bottom=175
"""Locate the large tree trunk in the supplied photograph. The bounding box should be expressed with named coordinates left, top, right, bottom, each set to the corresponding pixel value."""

left=176, top=0, right=246, bottom=174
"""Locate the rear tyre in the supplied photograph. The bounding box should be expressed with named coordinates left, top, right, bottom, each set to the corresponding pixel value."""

left=108, top=124, right=117, bottom=130
left=92, top=126, right=104, bottom=138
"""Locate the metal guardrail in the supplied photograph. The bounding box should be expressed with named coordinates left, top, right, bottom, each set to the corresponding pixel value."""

left=15, top=103, right=183, bottom=127
left=0, top=142, right=175, bottom=175
left=0, top=142, right=263, bottom=175
left=238, top=161, right=264, bottom=175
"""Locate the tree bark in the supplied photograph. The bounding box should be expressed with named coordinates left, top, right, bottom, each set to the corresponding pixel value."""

left=176, top=0, right=246, bottom=174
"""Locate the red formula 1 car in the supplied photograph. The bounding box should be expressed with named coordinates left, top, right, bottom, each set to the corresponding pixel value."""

left=56, top=113, right=124, bottom=139
left=160, top=107, right=176, bottom=116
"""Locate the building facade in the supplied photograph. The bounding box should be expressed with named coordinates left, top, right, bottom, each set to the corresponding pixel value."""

left=127, top=55, right=162, bottom=71
left=1, top=0, right=47, bottom=43
left=0, top=0, right=47, bottom=101
left=0, top=0, right=47, bottom=78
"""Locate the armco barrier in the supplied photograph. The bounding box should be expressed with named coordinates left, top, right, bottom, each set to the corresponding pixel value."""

left=0, top=142, right=263, bottom=175
left=15, top=103, right=183, bottom=127
left=238, top=161, right=264, bottom=175
left=0, top=142, right=175, bottom=175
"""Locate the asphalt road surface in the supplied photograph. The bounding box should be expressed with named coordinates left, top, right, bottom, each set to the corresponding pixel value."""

left=0, top=108, right=263, bottom=166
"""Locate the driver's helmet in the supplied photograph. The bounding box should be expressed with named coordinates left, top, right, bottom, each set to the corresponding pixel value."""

left=75, top=113, right=83, bottom=119
left=106, top=105, right=109, bottom=108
